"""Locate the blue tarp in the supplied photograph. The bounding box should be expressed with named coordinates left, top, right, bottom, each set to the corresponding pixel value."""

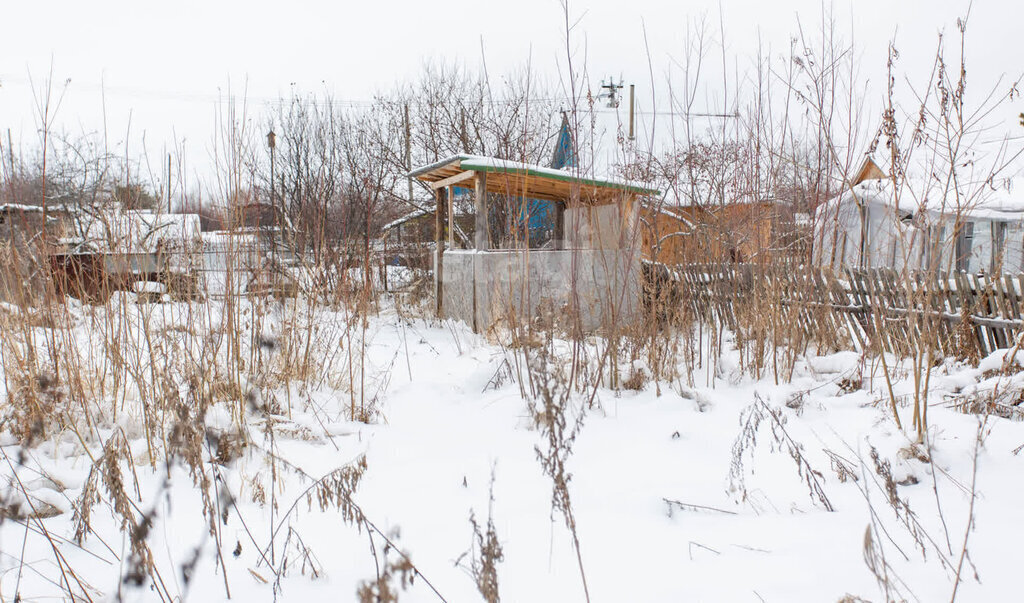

left=513, top=113, right=576, bottom=245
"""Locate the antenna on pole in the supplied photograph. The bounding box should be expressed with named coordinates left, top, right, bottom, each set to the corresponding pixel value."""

left=598, top=77, right=624, bottom=108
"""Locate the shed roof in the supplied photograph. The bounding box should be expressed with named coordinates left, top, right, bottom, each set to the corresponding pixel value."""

left=382, top=208, right=431, bottom=232
left=65, top=210, right=201, bottom=253
left=829, top=177, right=1024, bottom=221
left=408, top=154, right=658, bottom=204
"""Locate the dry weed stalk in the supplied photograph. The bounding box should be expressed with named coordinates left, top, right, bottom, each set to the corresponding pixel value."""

left=356, top=540, right=418, bottom=603
left=458, top=470, right=504, bottom=603
left=729, top=393, right=834, bottom=511
left=72, top=431, right=174, bottom=599
left=527, top=342, right=590, bottom=602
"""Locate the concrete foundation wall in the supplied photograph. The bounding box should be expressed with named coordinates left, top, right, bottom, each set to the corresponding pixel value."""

left=440, top=248, right=641, bottom=332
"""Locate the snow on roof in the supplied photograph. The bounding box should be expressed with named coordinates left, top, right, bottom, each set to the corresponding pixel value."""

left=409, top=153, right=659, bottom=196
left=832, top=177, right=1024, bottom=220
left=0, top=203, right=72, bottom=216
left=382, top=208, right=430, bottom=231
left=641, top=200, right=696, bottom=229
left=659, top=188, right=780, bottom=209
left=0, top=203, right=48, bottom=213
left=75, top=210, right=202, bottom=253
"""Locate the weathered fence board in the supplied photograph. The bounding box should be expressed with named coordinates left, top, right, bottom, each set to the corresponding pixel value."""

left=646, top=261, right=1024, bottom=358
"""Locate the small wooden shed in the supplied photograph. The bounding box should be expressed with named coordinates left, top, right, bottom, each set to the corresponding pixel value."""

left=813, top=157, right=1024, bottom=273
left=640, top=199, right=778, bottom=266
left=408, top=154, right=658, bottom=332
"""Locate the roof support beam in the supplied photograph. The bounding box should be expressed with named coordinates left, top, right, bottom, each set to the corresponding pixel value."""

left=430, top=170, right=476, bottom=190
left=448, top=185, right=455, bottom=247
left=434, top=187, right=447, bottom=318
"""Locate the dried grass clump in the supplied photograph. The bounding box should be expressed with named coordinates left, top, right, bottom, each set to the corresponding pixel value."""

left=621, top=366, right=648, bottom=391
left=1, top=369, right=70, bottom=446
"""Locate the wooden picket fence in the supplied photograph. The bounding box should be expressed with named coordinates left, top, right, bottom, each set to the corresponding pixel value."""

left=647, top=261, right=1024, bottom=358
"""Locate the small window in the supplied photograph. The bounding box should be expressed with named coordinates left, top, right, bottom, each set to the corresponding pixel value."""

left=955, top=221, right=974, bottom=272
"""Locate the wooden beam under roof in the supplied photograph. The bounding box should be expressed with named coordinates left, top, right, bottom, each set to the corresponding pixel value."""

left=477, top=171, right=627, bottom=203
left=430, top=170, right=476, bottom=190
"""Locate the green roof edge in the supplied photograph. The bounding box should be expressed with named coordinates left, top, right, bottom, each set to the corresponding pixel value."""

left=458, top=158, right=659, bottom=196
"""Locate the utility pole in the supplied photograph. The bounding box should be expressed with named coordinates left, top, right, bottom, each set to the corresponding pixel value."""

left=599, top=77, right=624, bottom=108
left=460, top=108, right=468, bottom=152
left=267, top=129, right=277, bottom=262
left=167, top=153, right=172, bottom=211
left=5, top=129, right=15, bottom=203
left=404, top=104, right=413, bottom=205
left=267, top=129, right=276, bottom=210
left=628, top=84, right=635, bottom=141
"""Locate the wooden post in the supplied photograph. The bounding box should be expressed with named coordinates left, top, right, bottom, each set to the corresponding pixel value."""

left=474, top=172, right=489, bottom=250
left=448, top=185, right=455, bottom=247
left=472, top=172, right=488, bottom=333
left=434, top=187, right=447, bottom=318
left=405, top=104, right=414, bottom=205
left=554, top=201, right=565, bottom=250
left=383, top=235, right=388, bottom=292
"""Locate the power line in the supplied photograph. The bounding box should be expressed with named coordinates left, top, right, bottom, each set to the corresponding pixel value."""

left=0, top=73, right=571, bottom=108
left=589, top=109, right=741, bottom=118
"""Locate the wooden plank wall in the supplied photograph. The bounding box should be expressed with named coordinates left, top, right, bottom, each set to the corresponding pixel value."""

left=651, top=262, right=1024, bottom=358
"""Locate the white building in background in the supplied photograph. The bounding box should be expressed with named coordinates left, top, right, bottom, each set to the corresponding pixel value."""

left=813, top=159, right=1024, bottom=274
left=66, top=209, right=202, bottom=254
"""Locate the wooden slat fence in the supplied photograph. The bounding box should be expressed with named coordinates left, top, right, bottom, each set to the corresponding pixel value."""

left=646, top=261, right=1024, bottom=358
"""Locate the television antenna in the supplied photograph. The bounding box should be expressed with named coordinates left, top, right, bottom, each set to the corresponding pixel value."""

left=598, top=77, right=624, bottom=109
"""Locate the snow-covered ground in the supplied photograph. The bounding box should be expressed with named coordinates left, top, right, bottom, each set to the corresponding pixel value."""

left=0, top=297, right=1022, bottom=602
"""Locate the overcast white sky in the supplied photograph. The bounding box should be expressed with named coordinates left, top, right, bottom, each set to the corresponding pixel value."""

left=1, top=0, right=1020, bottom=188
